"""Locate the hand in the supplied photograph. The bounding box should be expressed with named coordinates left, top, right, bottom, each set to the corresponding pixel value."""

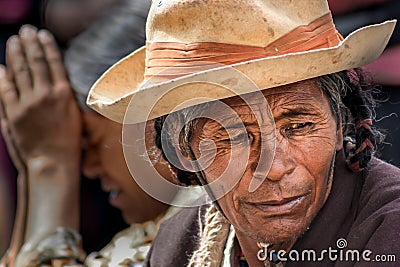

left=0, top=25, right=82, bottom=251
left=0, top=25, right=82, bottom=166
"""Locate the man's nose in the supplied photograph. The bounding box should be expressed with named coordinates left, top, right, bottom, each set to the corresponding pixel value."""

left=248, top=135, right=294, bottom=191
left=82, top=147, right=103, bottom=179
left=266, top=138, right=295, bottom=181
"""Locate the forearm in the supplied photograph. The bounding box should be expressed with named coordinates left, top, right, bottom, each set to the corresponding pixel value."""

left=24, top=156, right=81, bottom=245
left=0, top=26, right=86, bottom=267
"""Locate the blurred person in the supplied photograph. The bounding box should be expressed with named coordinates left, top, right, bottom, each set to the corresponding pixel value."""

left=0, top=1, right=200, bottom=266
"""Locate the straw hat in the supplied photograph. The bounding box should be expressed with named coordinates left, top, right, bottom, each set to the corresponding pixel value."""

left=87, top=0, right=396, bottom=123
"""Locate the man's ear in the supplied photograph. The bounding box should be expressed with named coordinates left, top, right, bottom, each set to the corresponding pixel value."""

left=336, top=118, right=344, bottom=151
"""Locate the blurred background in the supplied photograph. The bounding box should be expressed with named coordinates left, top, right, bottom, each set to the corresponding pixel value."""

left=0, top=0, right=128, bottom=257
left=0, top=0, right=399, bottom=257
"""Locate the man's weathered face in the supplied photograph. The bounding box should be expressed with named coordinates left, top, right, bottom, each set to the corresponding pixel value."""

left=190, top=79, right=343, bottom=244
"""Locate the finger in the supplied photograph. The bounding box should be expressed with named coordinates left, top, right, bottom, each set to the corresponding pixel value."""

left=0, top=65, right=18, bottom=109
left=19, top=25, right=51, bottom=93
left=38, top=30, right=68, bottom=85
left=6, top=36, right=32, bottom=97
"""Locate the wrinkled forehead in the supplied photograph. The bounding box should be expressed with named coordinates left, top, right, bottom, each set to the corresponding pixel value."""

left=194, top=79, right=323, bottom=123
left=222, top=79, right=320, bottom=109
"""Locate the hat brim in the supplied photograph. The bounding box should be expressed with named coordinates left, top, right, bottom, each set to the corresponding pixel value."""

left=87, top=20, right=396, bottom=124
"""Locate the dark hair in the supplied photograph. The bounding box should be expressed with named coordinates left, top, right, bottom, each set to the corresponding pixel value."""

left=63, top=0, right=150, bottom=108
left=154, top=69, right=383, bottom=186
left=318, top=69, right=383, bottom=172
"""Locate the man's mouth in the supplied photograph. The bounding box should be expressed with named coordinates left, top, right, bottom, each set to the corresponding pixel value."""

left=246, top=195, right=308, bottom=215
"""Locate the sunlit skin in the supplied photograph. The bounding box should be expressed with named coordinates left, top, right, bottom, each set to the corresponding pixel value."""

left=82, top=112, right=171, bottom=224
left=189, top=80, right=343, bottom=266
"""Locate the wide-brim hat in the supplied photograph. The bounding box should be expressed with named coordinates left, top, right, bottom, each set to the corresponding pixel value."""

left=87, top=0, right=396, bottom=124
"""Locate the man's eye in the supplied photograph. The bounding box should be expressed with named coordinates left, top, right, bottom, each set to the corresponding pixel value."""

left=284, top=122, right=313, bottom=135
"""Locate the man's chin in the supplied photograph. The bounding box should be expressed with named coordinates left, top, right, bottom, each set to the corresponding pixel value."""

left=237, top=217, right=313, bottom=245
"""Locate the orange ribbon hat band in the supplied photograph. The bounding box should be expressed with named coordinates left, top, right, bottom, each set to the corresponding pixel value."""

left=145, top=13, right=343, bottom=82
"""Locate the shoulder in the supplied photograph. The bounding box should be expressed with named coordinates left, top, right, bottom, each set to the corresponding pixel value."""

left=348, top=158, right=400, bottom=261
left=361, top=157, right=400, bottom=207
left=357, top=157, right=400, bottom=222
left=365, top=157, right=400, bottom=179
left=145, top=203, right=209, bottom=267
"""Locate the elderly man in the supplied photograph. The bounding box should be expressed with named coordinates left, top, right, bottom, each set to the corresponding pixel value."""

left=86, top=0, right=400, bottom=266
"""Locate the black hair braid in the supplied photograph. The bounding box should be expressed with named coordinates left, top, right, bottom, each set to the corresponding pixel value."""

left=341, top=69, right=376, bottom=172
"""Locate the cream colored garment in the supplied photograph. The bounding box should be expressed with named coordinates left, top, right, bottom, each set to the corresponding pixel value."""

left=85, top=220, right=158, bottom=267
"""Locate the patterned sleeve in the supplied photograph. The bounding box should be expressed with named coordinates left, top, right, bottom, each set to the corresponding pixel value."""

left=15, top=227, right=86, bottom=267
